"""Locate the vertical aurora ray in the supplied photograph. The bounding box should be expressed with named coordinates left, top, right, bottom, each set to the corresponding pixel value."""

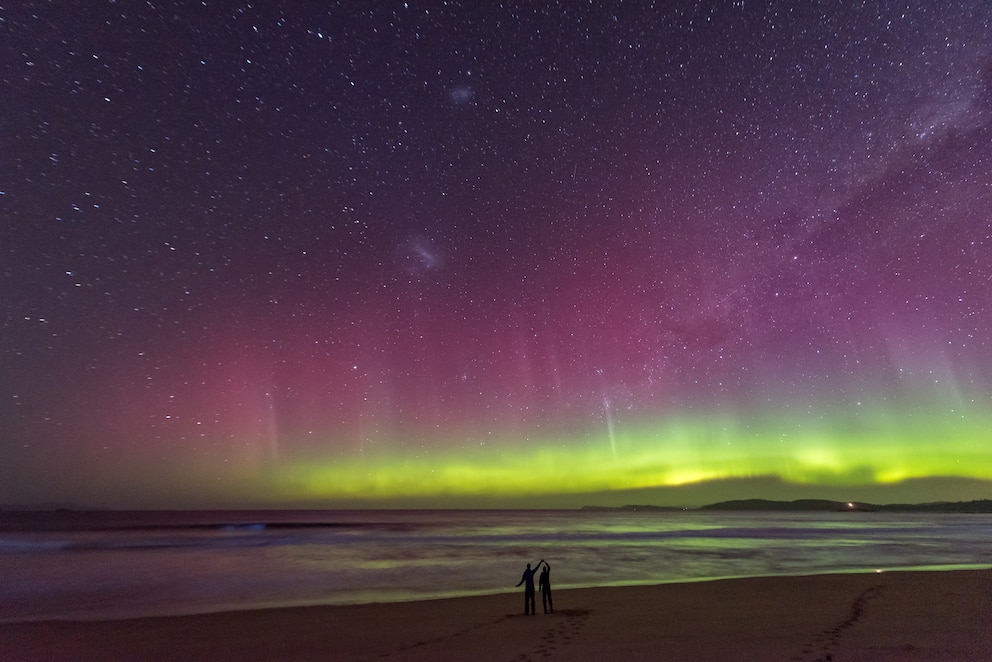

left=603, top=395, right=617, bottom=459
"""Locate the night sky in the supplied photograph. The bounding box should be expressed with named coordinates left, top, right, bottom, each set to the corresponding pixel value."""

left=3, top=2, right=991, bottom=509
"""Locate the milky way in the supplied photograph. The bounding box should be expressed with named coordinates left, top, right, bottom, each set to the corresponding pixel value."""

left=2, top=2, right=991, bottom=507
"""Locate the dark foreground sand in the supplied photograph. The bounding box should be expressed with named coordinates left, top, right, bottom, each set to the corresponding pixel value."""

left=3, top=569, right=991, bottom=661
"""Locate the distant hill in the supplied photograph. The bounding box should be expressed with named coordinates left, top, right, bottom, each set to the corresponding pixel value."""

left=580, top=504, right=686, bottom=512
left=700, top=499, right=854, bottom=511
left=581, top=499, right=992, bottom=513
left=700, top=499, right=992, bottom=513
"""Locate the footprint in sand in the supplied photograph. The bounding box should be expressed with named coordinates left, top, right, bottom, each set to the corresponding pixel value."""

left=510, top=609, right=592, bottom=662
left=792, top=585, right=882, bottom=662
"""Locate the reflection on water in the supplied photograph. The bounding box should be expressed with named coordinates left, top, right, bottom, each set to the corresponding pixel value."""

left=1, top=510, right=991, bottom=621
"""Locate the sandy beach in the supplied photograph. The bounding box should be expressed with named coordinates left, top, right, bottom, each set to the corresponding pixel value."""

left=2, top=569, right=990, bottom=661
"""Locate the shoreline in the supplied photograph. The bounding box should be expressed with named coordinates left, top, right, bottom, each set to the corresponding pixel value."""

left=3, top=568, right=991, bottom=661
left=6, top=564, right=990, bottom=625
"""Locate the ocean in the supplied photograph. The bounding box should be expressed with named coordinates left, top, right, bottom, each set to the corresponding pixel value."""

left=2, top=509, right=990, bottom=622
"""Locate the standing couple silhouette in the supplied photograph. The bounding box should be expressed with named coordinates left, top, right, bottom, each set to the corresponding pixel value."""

left=515, top=559, right=553, bottom=615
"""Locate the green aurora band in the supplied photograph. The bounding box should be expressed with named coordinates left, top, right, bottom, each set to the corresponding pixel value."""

left=272, top=402, right=992, bottom=501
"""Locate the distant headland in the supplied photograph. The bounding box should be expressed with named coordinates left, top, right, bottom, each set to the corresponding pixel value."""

left=581, top=499, right=992, bottom=513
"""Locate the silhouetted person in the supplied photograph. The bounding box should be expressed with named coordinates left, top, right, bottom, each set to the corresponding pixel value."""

left=539, top=561, right=553, bottom=613
left=516, top=560, right=540, bottom=615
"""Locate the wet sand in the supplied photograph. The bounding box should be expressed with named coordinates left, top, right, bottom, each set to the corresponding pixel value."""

left=2, top=569, right=991, bottom=661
